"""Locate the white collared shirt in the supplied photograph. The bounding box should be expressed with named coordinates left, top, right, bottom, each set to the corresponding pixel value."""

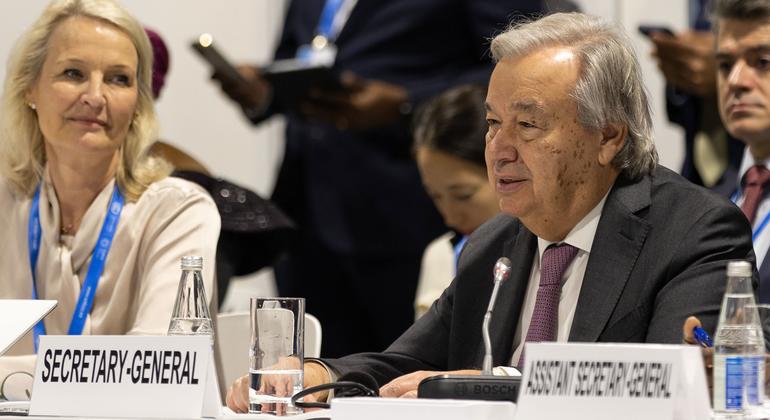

left=510, top=193, right=609, bottom=366
left=733, top=148, right=770, bottom=267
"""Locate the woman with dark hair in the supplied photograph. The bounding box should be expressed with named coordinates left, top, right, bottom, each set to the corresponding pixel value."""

left=412, top=84, right=499, bottom=318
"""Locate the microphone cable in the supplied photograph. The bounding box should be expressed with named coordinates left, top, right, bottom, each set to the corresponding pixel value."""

left=291, top=371, right=379, bottom=410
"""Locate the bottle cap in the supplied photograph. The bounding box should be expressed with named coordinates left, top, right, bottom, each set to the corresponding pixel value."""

left=181, top=255, right=203, bottom=269
left=726, top=260, right=752, bottom=277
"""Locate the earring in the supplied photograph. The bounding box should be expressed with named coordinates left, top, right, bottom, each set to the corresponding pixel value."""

left=28, top=103, right=36, bottom=110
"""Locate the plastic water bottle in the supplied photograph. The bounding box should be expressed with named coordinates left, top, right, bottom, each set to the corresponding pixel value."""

left=167, top=256, right=214, bottom=343
left=713, top=260, right=765, bottom=414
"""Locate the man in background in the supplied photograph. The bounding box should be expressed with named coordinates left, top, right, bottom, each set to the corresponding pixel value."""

left=648, top=0, right=744, bottom=187
left=709, top=0, right=770, bottom=301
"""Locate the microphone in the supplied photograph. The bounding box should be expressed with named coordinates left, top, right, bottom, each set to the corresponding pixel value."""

left=291, top=371, right=378, bottom=410
left=482, top=257, right=512, bottom=375
left=417, top=256, right=520, bottom=402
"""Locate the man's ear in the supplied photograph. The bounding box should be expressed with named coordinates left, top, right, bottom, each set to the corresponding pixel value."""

left=598, top=123, right=627, bottom=166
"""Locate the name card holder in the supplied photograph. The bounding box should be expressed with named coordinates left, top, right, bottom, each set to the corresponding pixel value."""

left=514, top=343, right=709, bottom=420
left=29, top=335, right=221, bottom=419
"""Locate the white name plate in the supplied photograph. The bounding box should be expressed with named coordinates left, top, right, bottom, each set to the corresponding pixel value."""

left=29, top=335, right=221, bottom=419
left=514, top=343, right=709, bottom=420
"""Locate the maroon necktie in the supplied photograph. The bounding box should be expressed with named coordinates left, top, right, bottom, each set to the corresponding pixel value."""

left=518, top=243, right=578, bottom=368
left=741, top=165, right=770, bottom=224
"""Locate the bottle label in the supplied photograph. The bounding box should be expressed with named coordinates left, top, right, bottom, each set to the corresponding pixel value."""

left=745, top=355, right=764, bottom=406
left=725, top=357, right=744, bottom=410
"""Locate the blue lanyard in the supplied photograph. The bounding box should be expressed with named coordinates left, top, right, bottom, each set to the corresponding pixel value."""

left=28, top=183, right=124, bottom=351
left=731, top=189, right=770, bottom=241
left=453, top=235, right=468, bottom=275
left=317, top=0, right=345, bottom=41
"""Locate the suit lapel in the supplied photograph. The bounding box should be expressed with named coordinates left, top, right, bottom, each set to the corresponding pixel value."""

left=489, top=224, right=537, bottom=365
left=569, top=175, right=652, bottom=342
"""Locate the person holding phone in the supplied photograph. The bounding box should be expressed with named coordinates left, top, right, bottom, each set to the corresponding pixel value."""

left=646, top=26, right=716, bottom=97
left=213, top=0, right=545, bottom=358
left=643, top=0, right=744, bottom=187
left=145, top=28, right=295, bottom=306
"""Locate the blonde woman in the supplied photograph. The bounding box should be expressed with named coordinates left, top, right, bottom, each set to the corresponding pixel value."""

left=0, top=0, right=219, bottom=397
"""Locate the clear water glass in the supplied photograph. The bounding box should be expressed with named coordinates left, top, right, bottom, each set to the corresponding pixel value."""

left=249, top=297, right=305, bottom=415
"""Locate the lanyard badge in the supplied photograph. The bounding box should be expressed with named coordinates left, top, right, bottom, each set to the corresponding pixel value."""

left=28, top=183, right=124, bottom=351
left=296, top=0, right=348, bottom=66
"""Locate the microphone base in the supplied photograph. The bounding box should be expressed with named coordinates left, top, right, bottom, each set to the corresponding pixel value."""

left=417, top=374, right=520, bottom=403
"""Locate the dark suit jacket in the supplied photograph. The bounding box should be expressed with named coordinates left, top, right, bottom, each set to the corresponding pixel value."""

left=256, top=0, right=543, bottom=257
left=324, top=166, right=755, bottom=385
left=712, top=165, right=770, bottom=302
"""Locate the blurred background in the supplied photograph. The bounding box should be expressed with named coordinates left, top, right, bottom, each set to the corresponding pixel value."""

left=0, top=0, right=690, bottom=312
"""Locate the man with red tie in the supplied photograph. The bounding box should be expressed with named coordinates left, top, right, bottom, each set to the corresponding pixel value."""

left=710, top=0, right=770, bottom=302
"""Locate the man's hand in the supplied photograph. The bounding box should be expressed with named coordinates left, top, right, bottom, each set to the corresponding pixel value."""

left=225, top=361, right=332, bottom=414
left=682, top=316, right=705, bottom=345
left=300, top=71, right=409, bottom=131
left=683, top=316, right=770, bottom=396
left=226, top=374, right=250, bottom=413
left=379, top=370, right=481, bottom=399
left=649, top=31, right=717, bottom=97
left=683, top=316, right=714, bottom=393
left=212, top=64, right=272, bottom=112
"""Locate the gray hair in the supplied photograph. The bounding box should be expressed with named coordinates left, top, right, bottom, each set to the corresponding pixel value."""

left=490, top=13, right=657, bottom=180
left=0, top=0, right=170, bottom=201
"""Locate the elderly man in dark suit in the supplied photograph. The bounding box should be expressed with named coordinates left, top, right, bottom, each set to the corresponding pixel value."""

left=225, top=12, right=754, bottom=410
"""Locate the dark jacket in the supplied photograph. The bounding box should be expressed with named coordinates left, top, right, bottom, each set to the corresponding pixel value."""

left=324, top=166, right=755, bottom=385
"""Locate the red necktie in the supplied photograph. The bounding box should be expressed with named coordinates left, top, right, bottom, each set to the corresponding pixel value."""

left=741, top=165, right=770, bottom=224
left=517, top=243, right=578, bottom=368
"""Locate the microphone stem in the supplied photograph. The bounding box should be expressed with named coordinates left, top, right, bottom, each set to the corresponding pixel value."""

left=482, top=278, right=503, bottom=375
left=482, top=311, right=493, bottom=375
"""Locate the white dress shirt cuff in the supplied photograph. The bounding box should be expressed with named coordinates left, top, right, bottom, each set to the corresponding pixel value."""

left=493, top=366, right=522, bottom=376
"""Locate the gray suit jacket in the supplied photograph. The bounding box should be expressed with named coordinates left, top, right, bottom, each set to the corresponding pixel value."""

left=324, top=166, right=755, bottom=385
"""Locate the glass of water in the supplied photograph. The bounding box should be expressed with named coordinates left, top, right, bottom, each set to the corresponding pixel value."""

left=249, top=297, right=305, bottom=415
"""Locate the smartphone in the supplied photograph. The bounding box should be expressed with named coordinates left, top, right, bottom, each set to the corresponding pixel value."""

left=190, top=33, right=248, bottom=85
left=638, top=24, right=675, bottom=38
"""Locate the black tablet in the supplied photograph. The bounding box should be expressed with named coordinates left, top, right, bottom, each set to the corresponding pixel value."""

left=262, top=59, right=345, bottom=111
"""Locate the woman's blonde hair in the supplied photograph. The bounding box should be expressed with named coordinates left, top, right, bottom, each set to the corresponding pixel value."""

left=0, top=0, right=171, bottom=201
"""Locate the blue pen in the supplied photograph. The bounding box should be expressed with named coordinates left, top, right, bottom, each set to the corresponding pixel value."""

left=693, top=326, right=713, bottom=348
